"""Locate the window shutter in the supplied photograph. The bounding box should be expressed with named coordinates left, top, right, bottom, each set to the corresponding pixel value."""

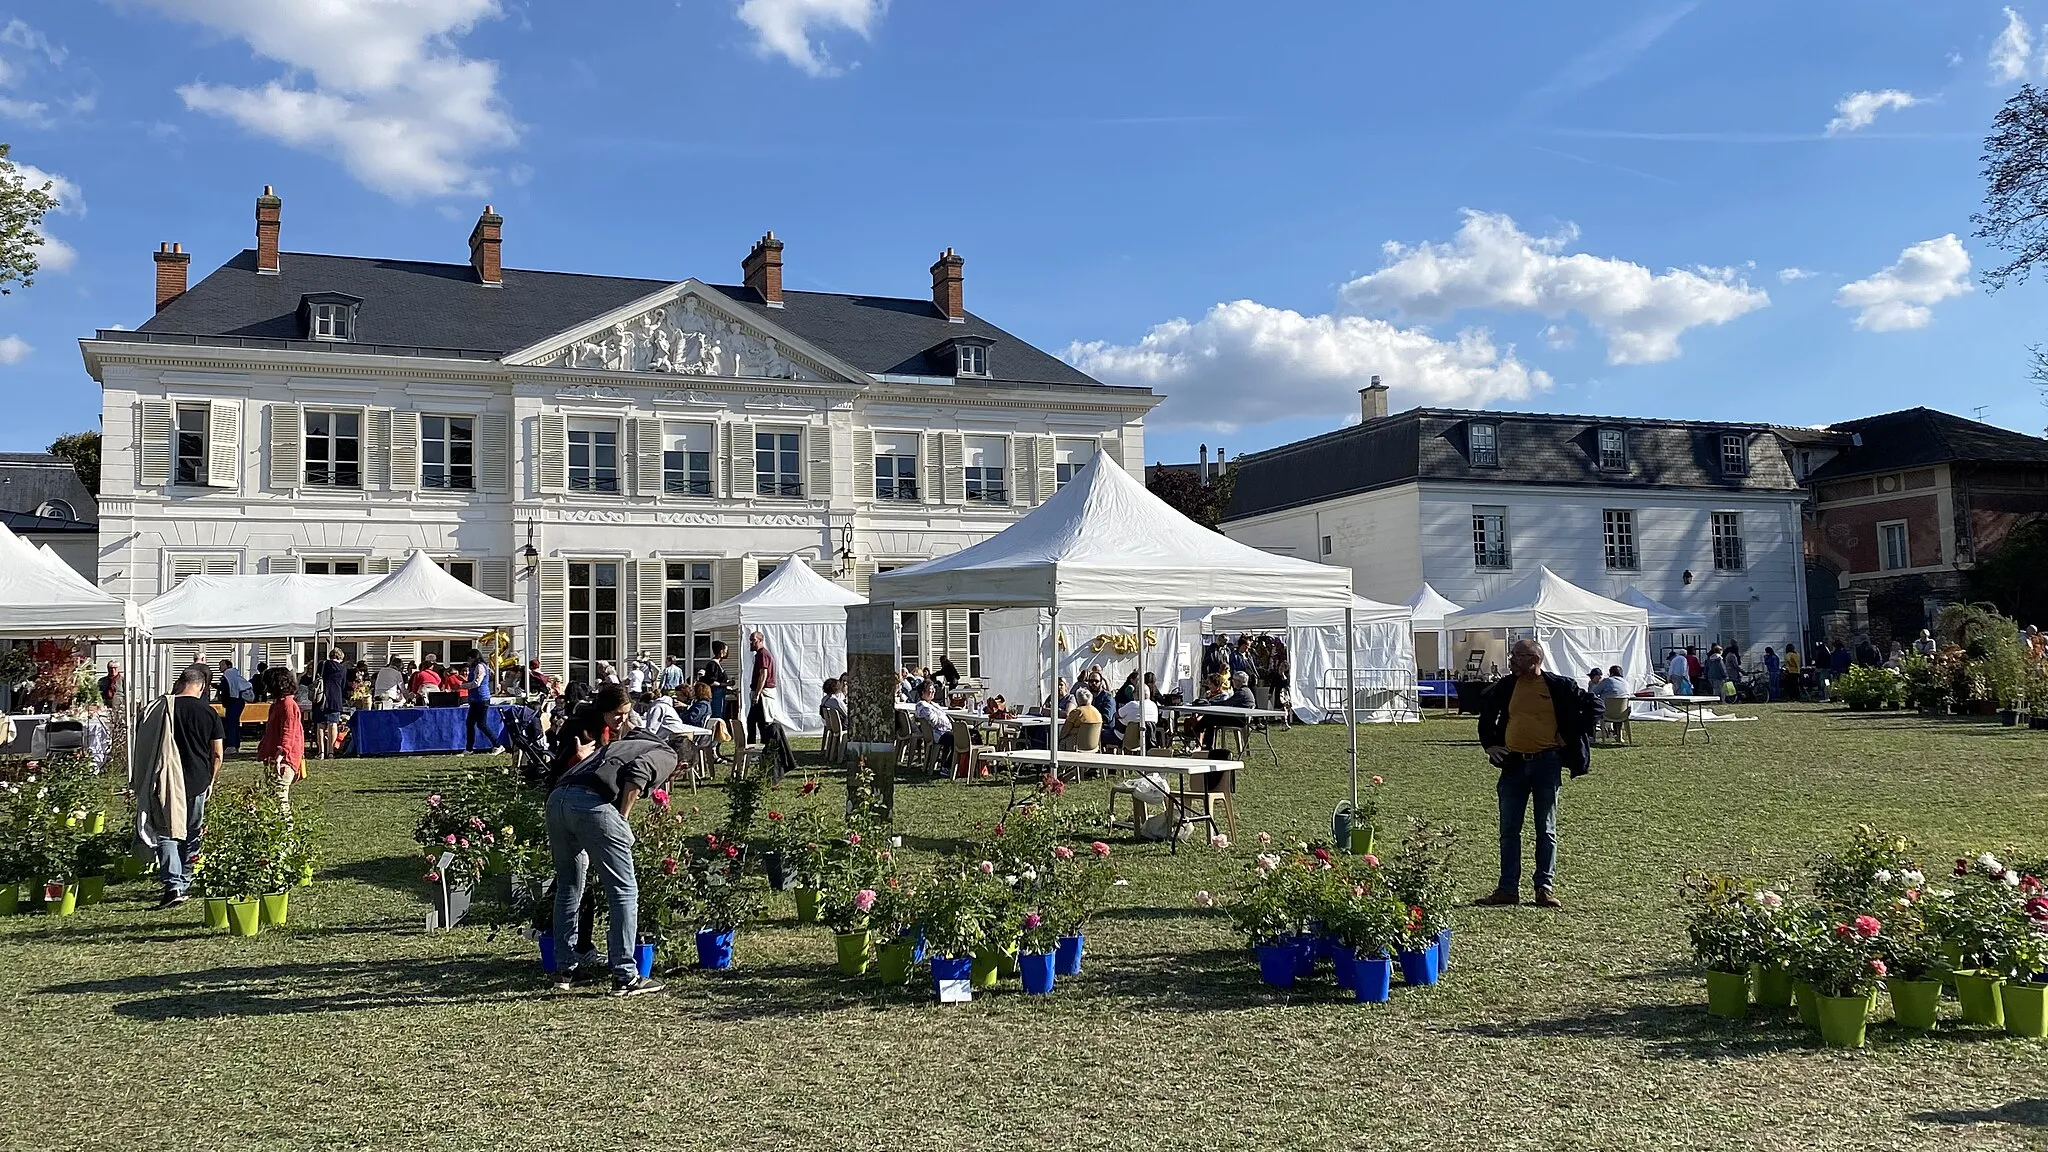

left=728, top=421, right=755, bottom=498
left=852, top=560, right=874, bottom=599
left=479, top=413, right=512, bottom=494
left=264, top=641, right=296, bottom=669
left=365, top=556, right=393, bottom=576
left=716, top=557, right=747, bottom=604
left=538, top=557, right=569, bottom=682
left=537, top=413, right=567, bottom=494
left=920, top=432, right=940, bottom=506
left=945, top=609, right=970, bottom=664
left=851, top=428, right=874, bottom=502
left=1013, top=436, right=1035, bottom=506
left=137, top=399, right=172, bottom=487
left=635, top=558, right=666, bottom=658
left=364, top=408, right=391, bottom=489
left=807, top=425, right=833, bottom=503
left=268, top=555, right=301, bottom=575
left=807, top=558, right=839, bottom=586
left=389, top=410, right=421, bottom=493
left=205, top=400, right=240, bottom=488
left=1034, top=434, right=1057, bottom=504
left=478, top=557, right=513, bottom=602
left=631, top=418, right=663, bottom=498
left=269, top=403, right=303, bottom=490
left=941, top=432, right=966, bottom=504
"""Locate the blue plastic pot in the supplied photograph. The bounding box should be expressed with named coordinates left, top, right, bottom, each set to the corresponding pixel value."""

left=1331, top=944, right=1358, bottom=991
left=1354, top=955, right=1394, bottom=1002
left=931, top=954, right=974, bottom=1001
left=635, top=942, right=656, bottom=979
left=1055, top=934, right=1085, bottom=977
left=1020, top=950, right=1057, bottom=995
left=538, top=933, right=558, bottom=974
left=696, top=928, right=735, bottom=970
left=911, top=931, right=928, bottom=964
left=1436, top=928, right=1452, bottom=972
left=1291, top=935, right=1317, bottom=978
left=1256, top=941, right=1298, bottom=988
left=1398, top=946, right=1441, bottom=986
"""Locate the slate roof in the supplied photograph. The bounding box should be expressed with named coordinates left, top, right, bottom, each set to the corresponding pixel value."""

left=1807, top=407, right=2048, bottom=480
left=0, top=453, right=97, bottom=526
left=0, top=509, right=96, bottom=535
left=114, top=249, right=1117, bottom=390
left=1224, top=409, right=1802, bottom=522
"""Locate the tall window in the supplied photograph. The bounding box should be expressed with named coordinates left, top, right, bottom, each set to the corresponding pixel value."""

left=967, top=610, right=982, bottom=679
left=881, top=564, right=920, bottom=663
left=1054, top=438, right=1096, bottom=491
left=174, top=403, right=208, bottom=486
left=567, top=561, right=620, bottom=687
left=1597, top=428, right=1627, bottom=470
left=1602, top=509, right=1638, bottom=570
left=421, top=416, right=475, bottom=491
left=1880, top=522, right=1909, bottom=571
left=1472, top=506, right=1509, bottom=568
left=663, top=423, right=713, bottom=496
left=874, top=434, right=919, bottom=500
left=567, top=419, right=619, bottom=493
left=301, top=559, right=363, bottom=576
left=965, top=436, right=1007, bottom=504
left=311, top=302, right=351, bottom=341
left=1720, top=433, right=1749, bottom=476
left=755, top=429, right=802, bottom=497
left=1469, top=423, right=1499, bottom=467
left=665, top=562, right=715, bottom=662
left=304, top=409, right=362, bottom=488
left=435, top=558, right=477, bottom=586
left=1711, top=511, right=1745, bottom=572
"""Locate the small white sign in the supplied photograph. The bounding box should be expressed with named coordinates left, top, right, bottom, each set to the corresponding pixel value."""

left=936, top=977, right=972, bottom=1005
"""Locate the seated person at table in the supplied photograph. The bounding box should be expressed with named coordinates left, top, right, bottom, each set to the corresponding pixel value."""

left=1054, top=676, right=1074, bottom=714
left=1114, top=672, right=1141, bottom=710
left=1060, top=688, right=1103, bottom=751
left=1224, top=671, right=1256, bottom=710
left=639, top=689, right=692, bottom=741
left=409, top=660, right=443, bottom=701
left=1116, top=688, right=1160, bottom=750
left=1592, top=665, right=1630, bottom=701
left=1586, top=668, right=1605, bottom=694
left=911, top=681, right=955, bottom=759
left=896, top=667, right=925, bottom=703
left=372, top=657, right=406, bottom=709
left=819, top=678, right=850, bottom=724
left=441, top=664, right=468, bottom=695
left=984, top=694, right=1010, bottom=719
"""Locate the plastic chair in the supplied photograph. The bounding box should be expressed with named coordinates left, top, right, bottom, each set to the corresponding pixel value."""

left=1601, top=695, right=1633, bottom=746
left=820, top=708, right=847, bottom=763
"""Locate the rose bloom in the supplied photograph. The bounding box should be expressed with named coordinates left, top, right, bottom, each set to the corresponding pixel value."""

left=1090, top=841, right=1111, bottom=857
left=1210, top=834, right=1230, bottom=849
left=1869, top=958, right=1888, bottom=978
left=1053, top=846, right=1074, bottom=860
left=660, top=857, right=680, bottom=876
left=1371, top=775, right=1384, bottom=786
left=1363, top=854, right=1380, bottom=867
left=1853, top=915, right=1882, bottom=939
left=1193, top=890, right=1215, bottom=908
left=978, top=860, right=996, bottom=875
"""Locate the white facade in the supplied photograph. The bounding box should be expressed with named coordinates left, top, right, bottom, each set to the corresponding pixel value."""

left=1224, top=480, right=1808, bottom=669
left=84, top=282, right=1155, bottom=685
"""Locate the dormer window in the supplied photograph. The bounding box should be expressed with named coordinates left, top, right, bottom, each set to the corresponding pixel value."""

left=299, top=292, right=363, bottom=342
left=1720, top=432, right=1749, bottom=476
left=1597, top=427, right=1627, bottom=470
left=949, top=336, right=992, bottom=378
left=1468, top=422, right=1499, bottom=467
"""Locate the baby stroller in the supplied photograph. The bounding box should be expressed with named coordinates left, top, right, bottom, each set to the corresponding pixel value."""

left=506, top=703, right=555, bottom=789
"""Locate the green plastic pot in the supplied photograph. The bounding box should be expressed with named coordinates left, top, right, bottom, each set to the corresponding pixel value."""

left=970, top=946, right=1004, bottom=989
left=85, top=811, right=105, bottom=835
left=0, top=884, right=17, bottom=916
left=45, top=881, right=77, bottom=917
left=77, top=875, right=106, bottom=907
left=874, top=937, right=916, bottom=985
left=1348, top=827, right=1375, bottom=857
left=1705, top=969, right=1749, bottom=1019
left=1815, top=992, right=1870, bottom=1049
left=203, top=897, right=230, bottom=930
left=833, top=930, right=872, bottom=976
left=27, top=875, right=46, bottom=908
left=225, top=897, right=262, bottom=937
left=2002, top=980, right=2047, bottom=1039
left=792, top=888, right=822, bottom=924
left=1887, top=977, right=1942, bottom=1031
left=997, top=940, right=1021, bottom=980
left=1752, top=963, right=1794, bottom=1009
left=297, top=863, right=314, bottom=888
left=260, top=891, right=290, bottom=927
left=1954, top=972, right=2005, bottom=1028
left=1792, top=979, right=1819, bottom=1029
left=118, top=855, right=143, bottom=880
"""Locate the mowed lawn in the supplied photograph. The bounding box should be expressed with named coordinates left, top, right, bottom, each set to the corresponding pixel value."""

left=2, top=705, right=2045, bottom=1152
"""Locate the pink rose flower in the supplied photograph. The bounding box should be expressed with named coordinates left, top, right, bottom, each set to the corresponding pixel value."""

left=854, top=888, right=878, bottom=914
left=847, top=831, right=862, bottom=846
left=443, top=833, right=457, bottom=845
left=1853, top=915, right=1882, bottom=939
left=1053, top=846, right=1074, bottom=860
left=426, top=794, right=442, bottom=807
left=1023, top=912, right=1043, bottom=930
left=1371, top=775, right=1383, bottom=785
left=1090, top=841, right=1110, bottom=857
left=423, top=870, right=440, bottom=883
left=661, top=857, right=679, bottom=876
left=1869, top=958, right=1888, bottom=977
left=649, top=788, right=669, bottom=808
left=978, top=860, right=996, bottom=875
left=1363, top=854, right=1380, bottom=867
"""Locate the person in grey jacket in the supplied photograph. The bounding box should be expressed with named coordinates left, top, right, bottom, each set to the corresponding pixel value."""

left=546, top=732, right=678, bottom=997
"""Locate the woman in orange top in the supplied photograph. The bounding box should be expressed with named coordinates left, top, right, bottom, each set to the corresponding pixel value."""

left=257, top=665, right=306, bottom=805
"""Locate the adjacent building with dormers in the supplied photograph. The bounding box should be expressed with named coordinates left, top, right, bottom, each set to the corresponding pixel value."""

left=82, top=189, right=1157, bottom=684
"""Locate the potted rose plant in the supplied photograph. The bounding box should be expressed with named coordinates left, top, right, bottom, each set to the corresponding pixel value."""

left=1325, top=860, right=1404, bottom=1003
left=1016, top=906, right=1061, bottom=995
left=1683, top=874, right=1763, bottom=1019
left=869, top=871, right=923, bottom=985
left=688, top=840, right=759, bottom=972
left=1226, top=846, right=1310, bottom=988
left=1926, top=852, right=2029, bottom=1028
left=1873, top=884, right=1945, bottom=1030
left=2003, top=882, right=2048, bottom=1039
left=1796, top=914, right=1888, bottom=1049
left=1740, top=886, right=1800, bottom=1009
left=1384, top=820, right=1459, bottom=984
left=1045, top=840, right=1115, bottom=977
left=914, top=868, right=989, bottom=1003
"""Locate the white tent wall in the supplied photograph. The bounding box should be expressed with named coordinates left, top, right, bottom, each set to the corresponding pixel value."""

left=737, top=623, right=844, bottom=735
left=1539, top=625, right=1650, bottom=691
left=1210, top=603, right=1416, bottom=723
left=1447, top=568, right=1652, bottom=689
left=978, top=609, right=1181, bottom=705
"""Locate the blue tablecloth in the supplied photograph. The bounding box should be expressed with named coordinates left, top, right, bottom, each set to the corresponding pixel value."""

left=350, top=705, right=535, bottom=756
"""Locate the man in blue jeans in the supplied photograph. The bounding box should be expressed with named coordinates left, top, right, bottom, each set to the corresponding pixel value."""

left=1474, top=640, right=1599, bottom=909
left=463, top=649, right=496, bottom=753
left=546, top=730, right=679, bottom=996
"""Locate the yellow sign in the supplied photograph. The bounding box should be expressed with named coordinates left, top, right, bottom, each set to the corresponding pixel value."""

left=1088, top=629, right=1158, bottom=656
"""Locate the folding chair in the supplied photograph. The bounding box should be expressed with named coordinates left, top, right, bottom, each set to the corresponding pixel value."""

left=821, top=708, right=847, bottom=763
left=1602, top=695, right=1633, bottom=746
left=909, top=715, right=939, bottom=776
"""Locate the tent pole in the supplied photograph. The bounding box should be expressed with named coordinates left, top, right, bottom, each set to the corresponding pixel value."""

left=1135, top=606, right=1146, bottom=756
left=1346, top=604, right=1358, bottom=809
left=1048, top=605, right=1060, bottom=780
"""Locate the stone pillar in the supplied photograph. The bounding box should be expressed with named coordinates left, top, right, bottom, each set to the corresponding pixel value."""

left=846, top=602, right=898, bottom=817
left=1845, top=586, right=1871, bottom=642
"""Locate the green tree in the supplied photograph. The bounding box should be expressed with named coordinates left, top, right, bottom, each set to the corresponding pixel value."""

left=0, top=144, right=58, bottom=294
left=47, top=431, right=100, bottom=497
left=1145, top=465, right=1235, bottom=531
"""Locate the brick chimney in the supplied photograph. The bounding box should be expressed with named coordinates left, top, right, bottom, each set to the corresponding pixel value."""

left=742, top=231, right=785, bottom=307
left=153, top=242, right=190, bottom=311
left=255, top=185, right=281, bottom=275
left=930, top=247, right=965, bottom=322
left=1359, top=375, right=1389, bottom=421
left=1198, top=444, right=1209, bottom=483
left=469, top=204, right=503, bottom=286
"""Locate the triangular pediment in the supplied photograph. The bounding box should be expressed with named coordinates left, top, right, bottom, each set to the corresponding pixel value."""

left=501, top=280, right=866, bottom=384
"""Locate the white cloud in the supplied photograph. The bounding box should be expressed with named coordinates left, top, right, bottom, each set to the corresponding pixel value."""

left=36, top=234, right=75, bottom=273
left=1825, top=89, right=1922, bottom=136
left=1990, top=7, right=2033, bottom=82
left=1540, top=324, right=1576, bottom=350
left=0, top=20, right=65, bottom=66
left=735, top=0, right=885, bottom=76
left=0, top=335, right=30, bottom=365
left=1835, top=235, right=1972, bottom=331
left=1340, top=210, right=1769, bottom=366
left=1777, top=267, right=1817, bottom=282
left=0, top=94, right=48, bottom=126
left=10, top=162, right=80, bottom=214
left=1065, top=300, right=1549, bottom=433
left=135, top=0, right=518, bottom=198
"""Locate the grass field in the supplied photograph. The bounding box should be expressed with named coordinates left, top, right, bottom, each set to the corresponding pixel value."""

left=2, top=704, right=2045, bottom=1151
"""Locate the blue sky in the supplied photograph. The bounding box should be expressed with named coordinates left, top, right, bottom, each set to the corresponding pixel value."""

left=2, top=0, right=2045, bottom=464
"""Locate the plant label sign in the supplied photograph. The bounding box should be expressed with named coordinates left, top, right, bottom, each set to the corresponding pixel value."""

left=936, top=975, right=972, bottom=1004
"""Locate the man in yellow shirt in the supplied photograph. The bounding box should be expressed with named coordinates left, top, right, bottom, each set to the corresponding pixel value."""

left=1475, top=639, right=1599, bottom=909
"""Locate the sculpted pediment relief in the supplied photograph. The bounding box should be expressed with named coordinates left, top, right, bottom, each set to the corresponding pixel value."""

left=538, top=292, right=825, bottom=381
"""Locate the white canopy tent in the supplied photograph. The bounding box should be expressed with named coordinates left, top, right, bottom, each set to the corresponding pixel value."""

left=977, top=608, right=1183, bottom=707
left=316, top=550, right=523, bottom=637
left=0, top=521, right=140, bottom=638
left=1446, top=566, right=1651, bottom=688
left=1617, top=585, right=1712, bottom=632
left=143, top=573, right=383, bottom=641
left=1403, top=582, right=1463, bottom=679
left=696, top=556, right=865, bottom=735
left=872, top=456, right=1372, bottom=801
left=1211, top=596, right=1416, bottom=724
